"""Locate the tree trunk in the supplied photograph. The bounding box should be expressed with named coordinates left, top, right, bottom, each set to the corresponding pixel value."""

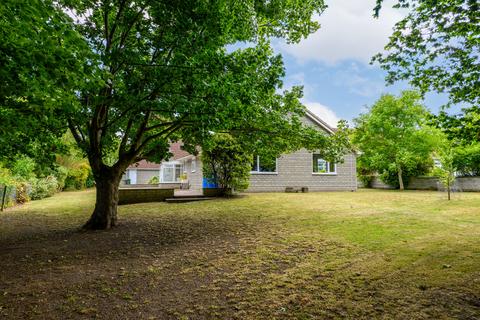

left=83, top=168, right=122, bottom=230
left=447, top=179, right=451, bottom=201
left=398, top=166, right=404, bottom=190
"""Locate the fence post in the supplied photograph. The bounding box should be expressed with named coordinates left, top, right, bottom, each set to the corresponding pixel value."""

left=1, top=185, right=7, bottom=212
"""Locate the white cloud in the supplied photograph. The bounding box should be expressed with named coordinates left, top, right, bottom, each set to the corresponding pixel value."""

left=277, top=0, right=405, bottom=64
left=304, top=101, right=341, bottom=127
left=333, top=64, right=385, bottom=97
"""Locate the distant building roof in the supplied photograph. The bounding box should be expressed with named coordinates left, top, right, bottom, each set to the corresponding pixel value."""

left=169, top=142, right=191, bottom=160
left=127, top=142, right=193, bottom=169
left=129, top=159, right=160, bottom=169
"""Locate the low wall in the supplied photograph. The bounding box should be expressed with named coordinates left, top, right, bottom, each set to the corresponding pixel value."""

left=407, top=176, right=480, bottom=192
left=118, top=188, right=174, bottom=205
left=406, top=177, right=439, bottom=190
left=370, top=177, right=395, bottom=189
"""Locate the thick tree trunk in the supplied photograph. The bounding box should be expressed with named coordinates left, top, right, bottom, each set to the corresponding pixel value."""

left=83, top=168, right=122, bottom=230
left=398, top=166, right=404, bottom=191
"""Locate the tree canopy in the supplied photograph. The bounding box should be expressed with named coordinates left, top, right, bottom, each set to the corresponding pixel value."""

left=202, top=133, right=252, bottom=194
left=353, top=90, right=439, bottom=190
left=373, top=0, right=479, bottom=107
left=25, top=0, right=349, bottom=229
left=0, top=0, right=92, bottom=165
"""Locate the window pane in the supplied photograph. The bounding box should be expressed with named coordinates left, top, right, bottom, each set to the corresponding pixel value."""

left=313, top=154, right=327, bottom=173
left=259, top=156, right=276, bottom=172
left=163, top=167, right=174, bottom=182
left=175, top=165, right=182, bottom=182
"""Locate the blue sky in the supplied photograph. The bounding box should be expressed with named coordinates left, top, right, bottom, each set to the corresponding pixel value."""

left=270, top=0, right=456, bottom=127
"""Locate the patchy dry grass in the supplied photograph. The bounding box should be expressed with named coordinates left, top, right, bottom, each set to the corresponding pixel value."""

left=0, top=189, right=479, bottom=319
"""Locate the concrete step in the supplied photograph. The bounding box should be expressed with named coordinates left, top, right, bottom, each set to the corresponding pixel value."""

left=165, top=197, right=216, bottom=203
left=172, top=194, right=205, bottom=199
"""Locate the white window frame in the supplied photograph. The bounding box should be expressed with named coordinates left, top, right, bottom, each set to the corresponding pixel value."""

left=312, top=154, right=337, bottom=175
left=251, top=155, right=278, bottom=175
left=191, top=157, right=196, bottom=173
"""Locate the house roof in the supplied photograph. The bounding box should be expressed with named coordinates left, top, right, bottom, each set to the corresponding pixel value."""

left=127, top=142, right=192, bottom=169
left=304, top=109, right=335, bottom=134
left=169, top=142, right=191, bottom=160
left=129, top=160, right=160, bottom=169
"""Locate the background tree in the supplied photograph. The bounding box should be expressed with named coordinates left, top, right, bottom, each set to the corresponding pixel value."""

left=373, top=0, right=479, bottom=107
left=202, top=133, right=252, bottom=195
left=373, top=0, right=479, bottom=187
left=51, top=0, right=349, bottom=230
left=0, top=0, right=92, bottom=166
left=433, top=139, right=457, bottom=200
left=353, top=90, right=439, bottom=190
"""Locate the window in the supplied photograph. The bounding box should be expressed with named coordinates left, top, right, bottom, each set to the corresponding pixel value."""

left=191, top=157, right=196, bottom=172
left=161, top=163, right=183, bottom=182
left=312, top=154, right=336, bottom=174
left=251, top=155, right=277, bottom=173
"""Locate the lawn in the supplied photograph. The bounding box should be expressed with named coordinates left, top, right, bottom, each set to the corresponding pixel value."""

left=0, top=189, right=479, bottom=319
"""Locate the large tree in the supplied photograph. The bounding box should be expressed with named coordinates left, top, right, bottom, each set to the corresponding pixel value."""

left=0, top=0, right=91, bottom=166
left=353, top=91, right=439, bottom=190
left=373, top=0, right=479, bottom=107
left=43, top=0, right=352, bottom=230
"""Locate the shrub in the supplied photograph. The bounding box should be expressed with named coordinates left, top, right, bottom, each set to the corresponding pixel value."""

left=30, top=176, right=58, bottom=200
left=453, top=143, right=480, bottom=176
left=358, top=174, right=374, bottom=188
left=379, top=160, right=431, bottom=188
left=202, top=133, right=252, bottom=194
left=15, top=182, right=31, bottom=204
left=11, top=156, right=36, bottom=180
left=64, top=163, right=91, bottom=190
left=0, top=165, right=14, bottom=187
left=148, top=176, right=159, bottom=184
left=54, top=166, right=69, bottom=191
left=86, top=170, right=95, bottom=188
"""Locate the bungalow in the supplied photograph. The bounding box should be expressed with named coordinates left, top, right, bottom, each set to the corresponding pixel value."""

left=121, top=110, right=357, bottom=192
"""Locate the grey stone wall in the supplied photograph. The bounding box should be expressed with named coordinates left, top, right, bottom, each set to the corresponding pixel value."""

left=365, top=176, right=480, bottom=191
left=456, top=177, right=480, bottom=191
left=406, top=177, right=439, bottom=190
left=246, top=150, right=357, bottom=192
left=118, top=188, right=174, bottom=205
left=407, top=176, right=480, bottom=192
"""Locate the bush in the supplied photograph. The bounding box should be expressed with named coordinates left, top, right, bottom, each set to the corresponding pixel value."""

left=202, top=133, right=252, bottom=194
left=11, top=156, right=36, bottom=180
left=358, top=174, right=374, bottom=188
left=148, top=176, right=159, bottom=184
left=54, top=166, right=69, bottom=191
left=453, top=143, right=480, bottom=176
left=15, top=182, right=31, bottom=204
left=64, top=163, right=91, bottom=190
left=379, top=160, right=431, bottom=188
left=30, top=176, right=58, bottom=200
left=86, top=170, right=95, bottom=188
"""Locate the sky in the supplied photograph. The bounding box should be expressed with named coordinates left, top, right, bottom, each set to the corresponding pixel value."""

left=271, top=0, right=454, bottom=127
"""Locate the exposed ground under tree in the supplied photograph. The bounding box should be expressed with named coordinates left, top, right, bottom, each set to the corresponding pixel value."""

left=0, top=190, right=479, bottom=319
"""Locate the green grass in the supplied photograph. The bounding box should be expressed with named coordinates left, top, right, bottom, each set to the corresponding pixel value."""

left=0, top=189, right=479, bottom=319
